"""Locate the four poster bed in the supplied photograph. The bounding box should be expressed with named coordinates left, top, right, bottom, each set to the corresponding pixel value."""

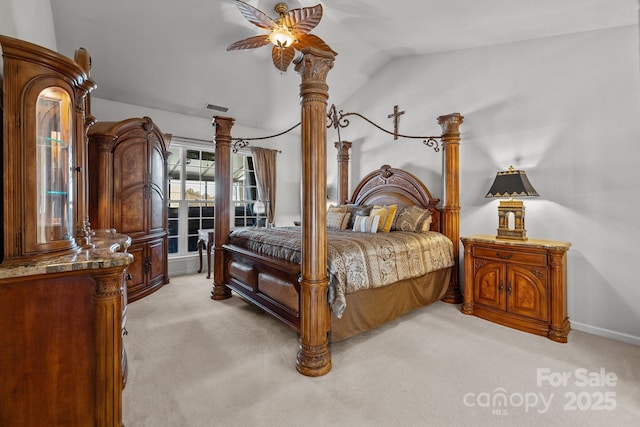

left=210, top=48, right=463, bottom=376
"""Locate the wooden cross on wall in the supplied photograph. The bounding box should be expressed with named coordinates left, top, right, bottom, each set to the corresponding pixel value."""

left=388, top=105, right=405, bottom=140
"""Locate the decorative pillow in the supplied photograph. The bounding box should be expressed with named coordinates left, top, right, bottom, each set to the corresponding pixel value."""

left=369, top=207, right=388, bottom=232
left=346, top=205, right=372, bottom=229
left=374, top=204, right=398, bottom=233
left=328, top=204, right=348, bottom=213
left=392, top=205, right=432, bottom=232
left=340, top=212, right=352, bottom=230
left=352, top=215, right=380, bottom=233
left=420, top=214, right=433, bottom=232
left=327, top=211, right=348, bottom=230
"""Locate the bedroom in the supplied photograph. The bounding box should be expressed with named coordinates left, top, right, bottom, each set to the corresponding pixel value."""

left=1, top=0, right=639, bottom=425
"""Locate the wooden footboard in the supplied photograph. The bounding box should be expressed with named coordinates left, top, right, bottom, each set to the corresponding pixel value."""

left=224, top=244, right=301, bottom=331
left=224, top=239, right=453, bottom=341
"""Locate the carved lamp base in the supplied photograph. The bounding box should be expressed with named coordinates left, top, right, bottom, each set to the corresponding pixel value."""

left=496, top=199, right=528, bottom=241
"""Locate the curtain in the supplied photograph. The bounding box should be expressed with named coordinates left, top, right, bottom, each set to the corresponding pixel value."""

left=250, top=147, right=277, bottom=226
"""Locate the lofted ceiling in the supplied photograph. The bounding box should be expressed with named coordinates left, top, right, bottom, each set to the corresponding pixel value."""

left=50, top=0, right=636, bottom=132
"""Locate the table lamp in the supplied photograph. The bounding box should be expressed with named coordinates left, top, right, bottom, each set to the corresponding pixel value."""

left=253, top=201, right=266, bottom=227
left=485, top=166, right=539, bottom=240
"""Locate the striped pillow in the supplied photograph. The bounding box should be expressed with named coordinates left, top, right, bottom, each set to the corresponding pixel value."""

left=352, top=215, right=380, bottom=233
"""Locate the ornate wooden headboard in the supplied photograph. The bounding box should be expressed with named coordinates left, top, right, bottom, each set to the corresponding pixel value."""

left=349, top=165, right=442, bottom=232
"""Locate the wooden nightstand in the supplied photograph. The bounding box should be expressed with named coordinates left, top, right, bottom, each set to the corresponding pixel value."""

left=460, top=235, right=571, bottom=342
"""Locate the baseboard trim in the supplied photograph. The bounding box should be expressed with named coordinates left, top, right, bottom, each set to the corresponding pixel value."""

left=168, top=255, right=201, bottom=277
left=572, top=321, right=640, bottom=346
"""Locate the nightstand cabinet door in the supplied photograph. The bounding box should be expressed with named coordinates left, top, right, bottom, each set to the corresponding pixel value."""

left=508, top=264, right=548, bottom=321
left=474, top=261, right=506, bottom=310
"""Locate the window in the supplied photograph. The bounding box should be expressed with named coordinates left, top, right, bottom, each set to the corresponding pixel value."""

left=232, top=154, right=258, bottom=228
left=167, top=138, right=258, bottom=257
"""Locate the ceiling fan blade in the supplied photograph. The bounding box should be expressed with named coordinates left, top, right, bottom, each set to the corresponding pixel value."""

left=233, top=0, right=276, bottom=30
left=283, top=4, right=323, bottom=36
left=295, top=34, right=336, bottom=55
left=272, top=45, right=296, bottom=72
left=227, top=35, right=270, bottom=51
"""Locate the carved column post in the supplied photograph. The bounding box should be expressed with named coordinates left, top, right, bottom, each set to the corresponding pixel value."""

left=211, top=116, right=235, bottom=300
left=334, top=140, right=352, bottom=204
left=295, top=48, right=336, bottom=377
left=74, top=47, right=96, bottom=240
left=438, top=113, right=464, bottom=304
left=78, top=111, right=97, bottom=238
left=548, top=247, right=571, bottom=342
left=86, top=134, right=117, bottom=230
left=460, top=241, right=474, bottom=314
left=92, top=265, right=129, bottom=427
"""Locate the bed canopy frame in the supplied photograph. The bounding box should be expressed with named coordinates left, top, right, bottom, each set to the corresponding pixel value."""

left=210, top=47, right=463, bottom=376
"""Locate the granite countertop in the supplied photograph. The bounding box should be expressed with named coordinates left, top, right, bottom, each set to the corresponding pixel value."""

left=460, top=234, right=572, bottom=250
left=0, top=230, right=133, bottom=280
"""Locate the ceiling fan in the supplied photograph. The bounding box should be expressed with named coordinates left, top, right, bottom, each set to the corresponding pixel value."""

left=227, top=1, right=336, bottom=72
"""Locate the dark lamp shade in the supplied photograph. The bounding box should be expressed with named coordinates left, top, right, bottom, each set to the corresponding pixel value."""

left=485, top=167, right=539, bottom=198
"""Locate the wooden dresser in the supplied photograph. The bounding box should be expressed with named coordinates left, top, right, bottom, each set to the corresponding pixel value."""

left=87, top=117, right=170, bottom=302
left=460, top=235, right=571, bottom=342
left=0, top=235, right=132, bottom=427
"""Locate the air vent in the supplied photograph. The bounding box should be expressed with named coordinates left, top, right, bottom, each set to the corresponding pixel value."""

left=205, top=103, right=229, bottom=112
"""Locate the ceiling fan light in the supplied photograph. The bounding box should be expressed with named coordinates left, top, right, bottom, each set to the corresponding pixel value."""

left=269, top=25, right=294, bottom=48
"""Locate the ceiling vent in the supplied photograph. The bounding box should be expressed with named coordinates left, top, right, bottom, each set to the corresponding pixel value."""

left=205, top=103, right=229, bottom=112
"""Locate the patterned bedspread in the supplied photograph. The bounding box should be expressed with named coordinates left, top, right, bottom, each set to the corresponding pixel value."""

left=228, top=226, right=454, bottom=318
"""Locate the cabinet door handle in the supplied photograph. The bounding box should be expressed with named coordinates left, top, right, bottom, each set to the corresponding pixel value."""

left=496, top=252, right=512, bottom=260
left=507, top=283, right=512, bottom=294
left=498, top=280, right=504, bottom=292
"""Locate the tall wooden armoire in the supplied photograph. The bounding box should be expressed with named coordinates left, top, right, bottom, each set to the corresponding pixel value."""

left=87, top=117, right=170, bottom=302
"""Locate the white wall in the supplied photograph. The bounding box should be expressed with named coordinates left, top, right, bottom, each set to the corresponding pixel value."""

left=330, top=26, right=640, bottom=345
left=0, top=0, right=57, bottom=75
left=0, top=0, right=57, bottom=49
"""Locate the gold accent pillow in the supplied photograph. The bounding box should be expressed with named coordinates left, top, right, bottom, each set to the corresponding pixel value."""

left=374, top=204, right=398, bottom=233
left=340, top=212, right=352, bottom=229
left=328, top=204, right=348, bottom=213
left=420, top=214, right=433, bottom=232
left=369, top=207, right=388, bottom=233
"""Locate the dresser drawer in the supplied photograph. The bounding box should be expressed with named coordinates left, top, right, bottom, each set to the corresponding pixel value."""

left=473, top=245, right=547, bottom=266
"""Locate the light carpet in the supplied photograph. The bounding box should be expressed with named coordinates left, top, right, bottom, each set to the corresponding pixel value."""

left=123, top=274, right=640, bottom=426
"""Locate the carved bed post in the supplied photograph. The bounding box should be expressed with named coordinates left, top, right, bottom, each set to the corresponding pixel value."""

left=294, top=47, right=336, bottom=377
left=211, top=116, right=235, bottom=300
left=334, top=140, right=352, bottom=204
left=438, top=113, right=464, bottom=304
